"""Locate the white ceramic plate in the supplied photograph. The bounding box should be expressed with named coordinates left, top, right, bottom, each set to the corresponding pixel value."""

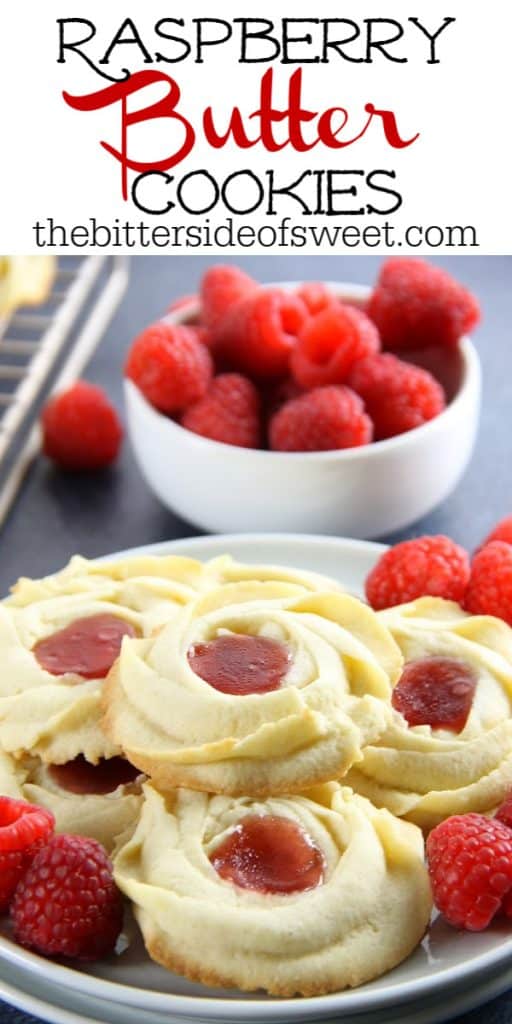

left=2, top=533, right=512, bottom=1024
left=2, top=955, right=512, bottom=1024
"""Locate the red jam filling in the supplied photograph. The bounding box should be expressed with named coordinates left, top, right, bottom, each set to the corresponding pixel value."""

left=391, top=656, right=477, bottom=733
left=33, top=614, right=138, bottom=679
left=210, top=815, right=325, bottom=894
left=187, top=634, right=291, bottom=696
left=48, top=756, right=140, bottom=795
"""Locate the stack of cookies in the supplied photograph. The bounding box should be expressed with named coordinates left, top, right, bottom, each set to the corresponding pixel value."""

left=3, top=552, right=512, bottom=994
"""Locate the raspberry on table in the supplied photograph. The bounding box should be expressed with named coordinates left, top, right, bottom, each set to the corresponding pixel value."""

left=348, top=352, right=445, bottom=440
left=478, top=516, right=512, bottom=552
left=41, top=382, right=123, bottom=471
left=212, top=289, right=308, bottom=378
left=125, top=322, right=213, bottom=414
left=426, top=814, right=512, bottom=930
left=295, top=282, right=335, bottom=316
left=464, top=541, right=512, bottom=626
left=365, top=535, right=470, bottom=611
left=269, top=386, right=372, bottom=453
left=368, top=258, right=481, bottom=351
left=291, top=304, right=380, bottom=390
left=182, top=373, right=261, bottom=449
left=0, top=797, right=55, bottom=912
left=11, top=834, right=124, bottom=960
left=201, top=265, right=258, bottom=335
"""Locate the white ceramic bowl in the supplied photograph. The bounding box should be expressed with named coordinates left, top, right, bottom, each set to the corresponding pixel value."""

left=124, top=282, right=481, bottom=538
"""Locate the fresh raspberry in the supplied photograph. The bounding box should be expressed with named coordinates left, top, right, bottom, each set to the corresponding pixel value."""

left=368, top=258, right=481, bottom=350
left=182, top=373, right=261, bottom=449
left=295, top=282, right=335, bottom=316
left=41, top=382, right=123, bottom=471
left=464, top=542, right=512, bottom=626
left=365, top=535, right=470, bottom=611
left=0, top=797, right=55, bottom=912
left=291, top=305, right=380, bottom=390
left=201, top=265, right=258, bottom=334
left=11, top=834, right=123, bottom=960
left=426, top=814, right=512, bottom=930
left=269, top=386, right=372, bottom=453
left=496, top=792, right=512, bottom=831
left=348, top=353, right=445, bottom=440
left=213, top=289, right=308, bottom=378
left=478, top=516, right=512, bottom=552
left=125, top=322, right=213, bottom=414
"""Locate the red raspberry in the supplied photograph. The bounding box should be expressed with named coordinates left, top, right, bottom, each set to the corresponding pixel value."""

left=368, top=258, right=481, bottom=350
left=464, top=542, right=512, bottom=626
left=426, top=814, right=512, bottom=930
left=125, top=322, right=213, bottom=414
left=478, top=516, right=512, bottom=552
left=41, top=382, right=123, bottom=471
left=295, top=282, right=335, bottom=316
left=348, top=353, right=445, bottom=440
left=291, top=305, right=380, bottom=390
left=11, top=834, right=123, bottom=960
left=213, top=289, right=308, bottom=378
left=269, top=386, right=372, bottom=453
left=0, top=797, right=55, bottom=912
left=182, top=373, right=261, bottom=449
left=365, top=535, right=470, bottom=610
left=496, top=792, right=512, bottom=831
left=201, top=265, right=257, bottom=334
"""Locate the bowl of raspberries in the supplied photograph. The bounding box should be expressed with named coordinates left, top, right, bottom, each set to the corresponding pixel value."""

left=124, top=258, right=481, bottom=536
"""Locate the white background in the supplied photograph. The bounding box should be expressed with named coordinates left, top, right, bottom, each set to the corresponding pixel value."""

left=0, top=0, right=510, bottom=254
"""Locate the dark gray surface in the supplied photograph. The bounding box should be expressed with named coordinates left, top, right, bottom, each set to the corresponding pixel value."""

left=0, top=255, right=511, bottom=1024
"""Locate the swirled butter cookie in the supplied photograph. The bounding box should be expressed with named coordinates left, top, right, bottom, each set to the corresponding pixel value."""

left=202, top=554, right=343, bottom=593
left=346, top=597, right=512, bottom=830
left=114, top=782, right=431, bottom=996
left=0, top=553, right=205, bottom=764
left=0, top=745, right=142, bottom=852
left=103, top=583, right=402, bottom=795
left=7, top=553, right=205, bottom=629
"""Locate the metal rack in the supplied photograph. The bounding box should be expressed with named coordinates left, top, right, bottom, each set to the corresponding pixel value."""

left=0, top=255, right=130, bottom=529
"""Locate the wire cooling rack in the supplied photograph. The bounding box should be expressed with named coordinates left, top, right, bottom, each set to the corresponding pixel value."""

left=0, top=255, right=129, bottom=529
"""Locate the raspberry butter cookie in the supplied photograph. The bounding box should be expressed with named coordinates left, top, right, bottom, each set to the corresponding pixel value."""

left=103, top=582, right=402, bottom=795
left=114, top=782, right=432, bottom=996
left=0, top=553, right=205, bottom=764
left=346, top=597, right=512, bottom=830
